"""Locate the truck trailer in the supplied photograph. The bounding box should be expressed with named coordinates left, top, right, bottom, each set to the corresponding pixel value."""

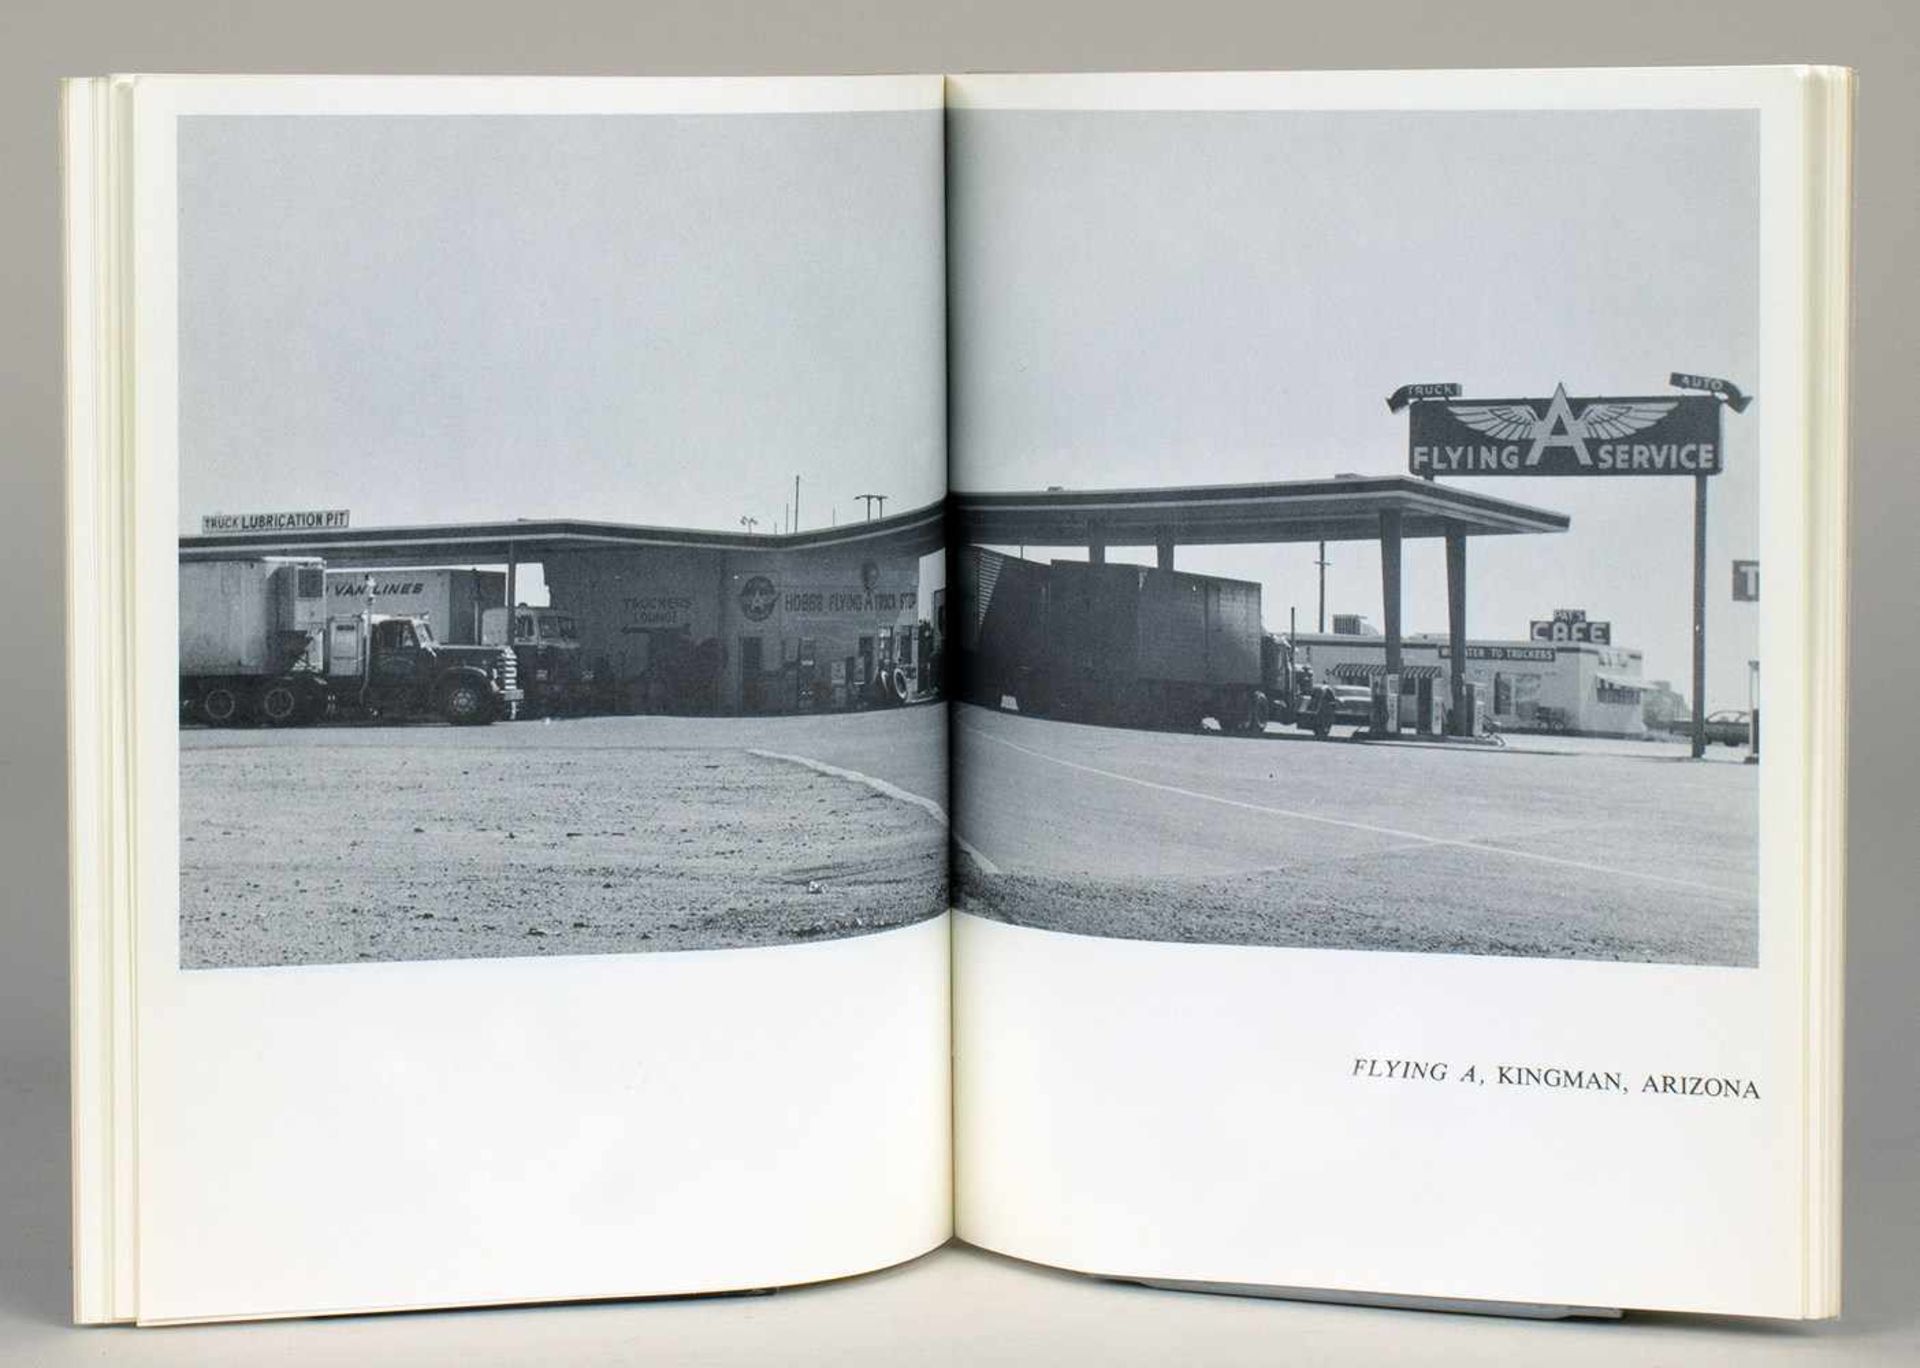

left=957, top=547, right=1369, bottom=736
left=322, top=567, right=505, bottom=645
left=181, top=557, right=522, bottom=726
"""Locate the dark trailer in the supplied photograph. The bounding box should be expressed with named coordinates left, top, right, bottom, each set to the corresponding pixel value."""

left=959, top=548, right=1369, bottom=736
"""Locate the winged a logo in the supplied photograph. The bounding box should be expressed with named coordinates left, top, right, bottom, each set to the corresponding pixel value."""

left=738, top=575, right=778, bottom=622
left=1450, top=383, right=1675, bottom=467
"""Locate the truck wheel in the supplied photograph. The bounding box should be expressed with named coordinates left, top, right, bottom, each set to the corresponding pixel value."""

left=892, top=666, right=911, bottom=703
left=440, top=678, right=490, bottom=726
left=256, top=680, right=301, bottom=726
left=199, top=686, right=241, bottom=727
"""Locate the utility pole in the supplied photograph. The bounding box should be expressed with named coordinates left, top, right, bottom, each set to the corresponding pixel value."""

left=1315, top=541, right=1330, bottom=632
left=794, top=475, right=801, bottom=533
left=856, top=493, right=887, bottom=521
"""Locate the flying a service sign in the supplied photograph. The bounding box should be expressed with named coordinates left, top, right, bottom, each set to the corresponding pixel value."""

left=1408, top=383, right=1723, bottom=477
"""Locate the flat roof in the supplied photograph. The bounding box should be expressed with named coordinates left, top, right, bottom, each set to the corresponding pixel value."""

left=179, top=498, right=946, bottom=568
left=1295, top=632, right=1640, bottom=657
left=952, top=475, right=1568, bottom=547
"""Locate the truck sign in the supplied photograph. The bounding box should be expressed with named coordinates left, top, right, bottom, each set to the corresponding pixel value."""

left=200, top=509, right=351, bottom=533
left=1408, top=384, right=1723, bottom=477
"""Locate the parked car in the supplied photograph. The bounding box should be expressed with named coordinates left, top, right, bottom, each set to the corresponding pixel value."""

left=1703, top=709, right=1752, bottom=746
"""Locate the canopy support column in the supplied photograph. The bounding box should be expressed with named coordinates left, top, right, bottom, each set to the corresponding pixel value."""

left=1379, top=510, right=1403, bottom=678
left=1446, top=525, right=1469, bottom=735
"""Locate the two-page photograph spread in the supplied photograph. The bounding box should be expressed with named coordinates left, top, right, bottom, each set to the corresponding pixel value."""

left=64, top=67, right=1851, bottom=1325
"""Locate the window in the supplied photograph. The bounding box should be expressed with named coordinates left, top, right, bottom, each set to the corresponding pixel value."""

left=373, top=620, right=417, bottom=650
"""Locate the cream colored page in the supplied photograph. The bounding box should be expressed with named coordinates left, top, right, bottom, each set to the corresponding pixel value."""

left=949, top=67, right=1834, bottom=1316
left=126, top=74, right=951, bottom=1322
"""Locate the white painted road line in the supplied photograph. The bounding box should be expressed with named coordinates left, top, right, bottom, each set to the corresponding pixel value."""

left=960, top=724, right=1743, bottom=899
left=747, top=748, right=1001, bottom=876
left=951, top=836, right=1002, bottom=877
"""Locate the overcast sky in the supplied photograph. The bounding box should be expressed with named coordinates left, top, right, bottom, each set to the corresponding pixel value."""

left=950, top=108, right=1760, bottom=710
left=179, top=110, right=946, bottom=541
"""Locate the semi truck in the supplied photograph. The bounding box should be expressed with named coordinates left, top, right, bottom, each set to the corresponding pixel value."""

left=957, top=547, right=1370, bottom=737
left=181, top=557, right=522, bottom=726
left=317, top=568, right=597, bottom=717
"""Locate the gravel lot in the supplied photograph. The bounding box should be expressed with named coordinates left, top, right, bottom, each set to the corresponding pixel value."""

left=954, top=704, right=1758, bottom=966
left=180, top=707, right=947, bottom=969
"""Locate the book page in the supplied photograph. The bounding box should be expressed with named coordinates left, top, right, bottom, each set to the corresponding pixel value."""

left=115, top=74, right=951, bottom=1322
left=948, top=68, right=1839, bottom=1317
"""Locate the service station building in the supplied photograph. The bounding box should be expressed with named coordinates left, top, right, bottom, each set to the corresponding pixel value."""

left=181, top=501, right=946, bottom=716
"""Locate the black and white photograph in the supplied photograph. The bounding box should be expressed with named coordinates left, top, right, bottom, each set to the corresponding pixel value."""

left=948, top=103, right=1762, bottom=966
left=175, top=98, right=950, bottom=969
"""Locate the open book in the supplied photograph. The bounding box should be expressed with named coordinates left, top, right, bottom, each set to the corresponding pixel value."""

left=64, top=67, right=1853, bottom=1325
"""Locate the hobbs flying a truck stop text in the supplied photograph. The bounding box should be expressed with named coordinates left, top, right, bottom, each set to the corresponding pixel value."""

left=1410, top=441, right=1721, bottom=475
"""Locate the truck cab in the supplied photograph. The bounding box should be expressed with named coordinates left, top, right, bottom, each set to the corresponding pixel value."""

left=871, top=614, right=938, bottom=705
left=1257, top=634, right=1374, bottom=737
left=327, top=612, right=521, bottom=724
left=481, top=606, right=590, bottom=716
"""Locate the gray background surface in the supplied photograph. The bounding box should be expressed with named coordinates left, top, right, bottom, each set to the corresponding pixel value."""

left=1, top=1, right=1912, bottom=1362
left=178, top=110, right=946, bottom=533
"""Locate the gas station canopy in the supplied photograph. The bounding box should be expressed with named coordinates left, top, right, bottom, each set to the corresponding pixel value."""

left=178, top=499, right=948, bottom=568
left=951, top=475, right=1568, bottom=549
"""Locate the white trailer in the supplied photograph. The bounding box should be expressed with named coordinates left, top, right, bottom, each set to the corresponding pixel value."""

left=322, top=567, right=504, bottom=645
left=179, top=557, right=326, bottom=683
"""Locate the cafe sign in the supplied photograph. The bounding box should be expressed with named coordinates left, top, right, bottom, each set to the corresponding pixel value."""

left=1529, top=608, right=1611, bottom=645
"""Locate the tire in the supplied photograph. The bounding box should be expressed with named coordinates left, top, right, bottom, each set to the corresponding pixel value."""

left=440, top=677, right=491, bottom=726
left=891, top=666, right=911, bottom=702
left=256, top=679, right=301, bottom=726
left=199, top=685, right=242, bottom=727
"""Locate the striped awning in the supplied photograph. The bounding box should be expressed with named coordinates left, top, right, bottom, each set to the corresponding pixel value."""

left=1329, top=663, right=1444, bottom=682
left=1593, top=673, right=1647, bottom=692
